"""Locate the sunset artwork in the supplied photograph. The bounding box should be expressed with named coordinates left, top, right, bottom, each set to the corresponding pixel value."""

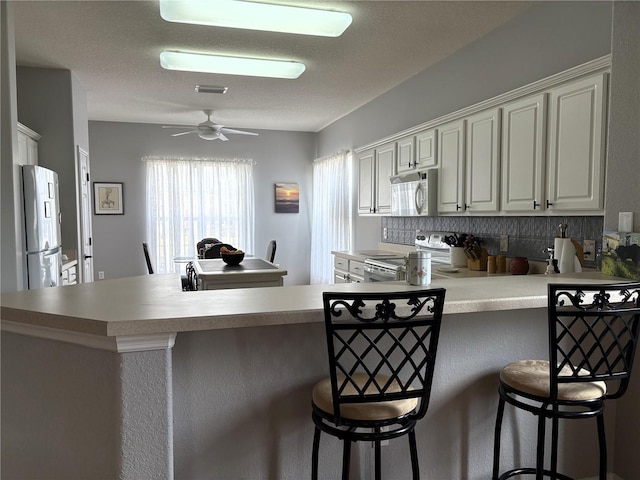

left=274, top=183, right=299, bottom=213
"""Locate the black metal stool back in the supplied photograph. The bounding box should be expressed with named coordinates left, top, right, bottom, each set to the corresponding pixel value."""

left=492, top=282, right=640, bottom=480
left=312, top=288, right=446, bottom=480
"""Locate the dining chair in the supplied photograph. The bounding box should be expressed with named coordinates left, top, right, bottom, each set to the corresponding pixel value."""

left=492, top=282, right=640, bottom=480
left=203, top=243, right=234, bottom=259
left=142, top=242, right=154, bottom=274
left=312, top=288, right=446, bottom=480
left=197, top=237, right=221, bottom=259
left=265, top=240, right=277, bottom=263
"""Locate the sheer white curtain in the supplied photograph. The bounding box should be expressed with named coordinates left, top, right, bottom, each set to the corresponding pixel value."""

left=310, top=150, right=353, bottom=284
left=144, top=156, right=255, bottom=273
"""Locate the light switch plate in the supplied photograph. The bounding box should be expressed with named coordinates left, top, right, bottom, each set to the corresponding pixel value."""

left=500, top=235, right=509, bottom=252
left=583, top=240, right=595, bottom=261
left=619, top=212, right=633, bottom=232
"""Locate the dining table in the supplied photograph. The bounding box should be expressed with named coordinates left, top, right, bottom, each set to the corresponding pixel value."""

left=192, top=258, right=287, bottom=290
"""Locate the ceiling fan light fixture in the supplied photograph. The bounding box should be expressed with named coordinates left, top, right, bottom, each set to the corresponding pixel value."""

left=159, top=0, right=352, bottom=37
left=160, top=50, right=306, bottom=79
left=195, top=85, right=229, bottom=94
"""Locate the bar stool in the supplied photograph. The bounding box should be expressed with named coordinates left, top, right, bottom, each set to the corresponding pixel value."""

left=311, top=289, right=446, bottom=480
left=492, top=282, right=640, bottom=480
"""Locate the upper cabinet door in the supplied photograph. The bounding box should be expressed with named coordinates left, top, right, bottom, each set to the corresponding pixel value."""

left=437, top=119, right=465, bottom=213
left=396, top=136, right=416, bottom=173
left=375, top=142, right=396, bottom=214
left=501, top=93, right=547, bottom=212
left=357, top=149, right=375, bottom=214
left=465, top=108, right=501, bottom=212
left=546, top=73, right=607, bottom=211
left=416, top=129, right=437, bottom=168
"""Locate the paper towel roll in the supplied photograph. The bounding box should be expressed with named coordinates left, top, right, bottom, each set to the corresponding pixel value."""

left=556, top=238, right=576, bottom=273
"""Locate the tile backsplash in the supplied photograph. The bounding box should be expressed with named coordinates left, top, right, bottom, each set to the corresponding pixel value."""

left=381, top=215, right=604, bottom=267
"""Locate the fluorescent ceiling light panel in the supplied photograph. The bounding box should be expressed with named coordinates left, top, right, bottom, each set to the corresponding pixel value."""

left=160, top=50, right=306, bottom=79
left=159, top=0, right=352, bottom=37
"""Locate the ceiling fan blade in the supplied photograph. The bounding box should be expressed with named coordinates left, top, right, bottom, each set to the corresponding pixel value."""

left=218, top=133, right=229, bottom=141
left=219, top=127, right=258, bottom=136
left=171, top=130, right=197, bottom=137
left=163, top=125, right=195, bottom=129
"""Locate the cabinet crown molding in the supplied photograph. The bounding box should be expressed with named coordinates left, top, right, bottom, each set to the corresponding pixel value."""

left=355, top=54, right=611, bottom=153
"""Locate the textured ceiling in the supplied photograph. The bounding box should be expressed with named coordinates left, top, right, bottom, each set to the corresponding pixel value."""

left=13, top=1, right=531, bottom=132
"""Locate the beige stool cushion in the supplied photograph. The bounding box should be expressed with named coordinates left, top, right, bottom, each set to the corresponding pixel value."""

left=312, top=372, right=418, bottom=421
left=500, top=360, right=607, bottom=401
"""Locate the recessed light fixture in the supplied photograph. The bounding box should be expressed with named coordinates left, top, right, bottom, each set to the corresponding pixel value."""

left=159, top=0, right=352, bottom=37
left=195, top=85, right=229, bottom=94
left=160, top=50, right=306, bottom=79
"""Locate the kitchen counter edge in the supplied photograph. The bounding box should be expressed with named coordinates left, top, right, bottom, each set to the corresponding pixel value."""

left=0, top=272, right=630, bottom=337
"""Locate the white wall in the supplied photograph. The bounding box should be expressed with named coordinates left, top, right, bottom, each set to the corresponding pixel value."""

left=608, top=5, right=640, bottom=480
left=0, top=2, right=25, bottom=293
left=88, top=121, right=315, bottom=285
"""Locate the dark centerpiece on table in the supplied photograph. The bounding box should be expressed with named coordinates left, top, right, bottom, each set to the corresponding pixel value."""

left=220, top=246, right=245, bottom=266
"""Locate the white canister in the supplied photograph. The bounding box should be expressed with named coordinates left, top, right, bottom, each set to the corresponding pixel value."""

left=406, top=251, right=432, bottom=286
left=450, top=247, right=467, bottom=268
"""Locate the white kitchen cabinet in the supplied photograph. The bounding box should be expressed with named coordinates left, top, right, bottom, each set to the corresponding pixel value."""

left=62, top=260, right=78, bottom=286
left=437, top=119, right=466, bottom=213
left=17, top=123, right=40, bottom=166
left=357, top=143, right=395, bottom=215
left=465, top=108, right=501, bottom=212
left=396, top=136, right=416, bottom=173
left=501, top=93, right=547, bottom=212
left=416, top=129, right=437, bottom=168
left=333, top=255, right=364, bottom=283
left=546, top=73, right=607, bottom=211
left=396, top=129, right=437, bottom=174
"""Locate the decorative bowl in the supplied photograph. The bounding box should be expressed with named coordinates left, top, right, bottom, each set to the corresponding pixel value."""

left=221, top=252, right=245, bottom=266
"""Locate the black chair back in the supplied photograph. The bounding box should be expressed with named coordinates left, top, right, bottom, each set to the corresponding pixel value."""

left=548, top=282, right=640, bottom=401
left=265, top=240, right=277, bottom=263
left=197, top=237, right=221, bottom=259
left=142, top=242, right=154, bottom=274
left=203, top=243, right=234, bottom=259
left=322, top=289, right=446, bottom=424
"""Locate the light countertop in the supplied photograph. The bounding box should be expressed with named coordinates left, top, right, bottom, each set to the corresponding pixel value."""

left=0, top=271, right=629, bottom=337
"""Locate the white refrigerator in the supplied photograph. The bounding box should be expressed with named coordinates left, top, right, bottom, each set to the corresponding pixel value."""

left=22, top=165, right=63, bottom=289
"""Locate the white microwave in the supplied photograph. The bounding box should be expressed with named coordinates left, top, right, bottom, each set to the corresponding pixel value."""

left=390, top=170, right=437, bottom=216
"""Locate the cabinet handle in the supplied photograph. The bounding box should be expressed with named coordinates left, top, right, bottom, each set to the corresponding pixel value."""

left=464, top=203, right=469, bottom=211
left=533, top=200, right=540, bottom=209
left=546, top=200, right=553, bottom=208
left=456, top=204, right=461, bottom=211
left=409, top=162, right=413, bottom=168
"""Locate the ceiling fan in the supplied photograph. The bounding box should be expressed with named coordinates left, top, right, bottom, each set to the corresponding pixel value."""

left=162, top=109, right=258, bottom=141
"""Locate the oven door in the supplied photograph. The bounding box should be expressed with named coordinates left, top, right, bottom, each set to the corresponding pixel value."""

left=364, top=263, right=405, bottom=282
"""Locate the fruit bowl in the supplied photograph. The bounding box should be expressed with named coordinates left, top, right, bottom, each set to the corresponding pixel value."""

left=221, top=251, right=245, bottom=266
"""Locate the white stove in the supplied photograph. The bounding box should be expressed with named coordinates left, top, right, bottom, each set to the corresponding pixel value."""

left=363, top=232, right=454, bottom=282
left=414, top=232, right=453, bottom=265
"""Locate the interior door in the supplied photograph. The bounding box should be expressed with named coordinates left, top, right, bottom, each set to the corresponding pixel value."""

left=77, top=146, right=94, bottom=282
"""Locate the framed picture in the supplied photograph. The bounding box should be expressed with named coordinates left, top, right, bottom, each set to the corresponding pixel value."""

left=275, top=182, right=299, bottom=213
left=94, top=182, right=124, bottom=215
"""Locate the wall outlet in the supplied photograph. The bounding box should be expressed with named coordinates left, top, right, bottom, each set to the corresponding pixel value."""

left=500, top=235, right=509, bottom=252
left=619, top=212, right=633, bottom=232
left=583, top=240, right=596, bottom=261
left=98, top=271, right=105, bottom=280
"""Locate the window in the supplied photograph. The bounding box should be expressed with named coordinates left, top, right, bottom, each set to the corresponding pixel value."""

left=310, top=151, right=353, bottom=284
left=145, top=156, right=255, bottom=273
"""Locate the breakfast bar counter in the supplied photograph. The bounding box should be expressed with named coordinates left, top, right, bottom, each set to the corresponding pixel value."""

left=2, top=272, right=638, bottom=480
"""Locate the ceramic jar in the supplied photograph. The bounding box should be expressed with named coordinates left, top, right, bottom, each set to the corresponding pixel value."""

left=510, top=257, right=529, bottom=275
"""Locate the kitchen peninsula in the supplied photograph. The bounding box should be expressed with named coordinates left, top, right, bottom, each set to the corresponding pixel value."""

left=1, top=272, right=637, bottom=480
